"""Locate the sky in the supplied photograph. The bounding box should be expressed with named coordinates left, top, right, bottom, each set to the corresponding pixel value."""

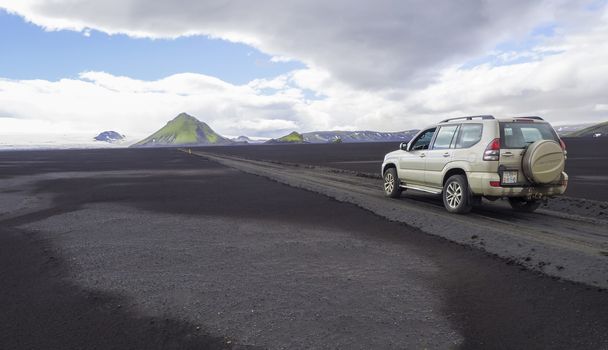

left=0, top=0, right=607, bottom=141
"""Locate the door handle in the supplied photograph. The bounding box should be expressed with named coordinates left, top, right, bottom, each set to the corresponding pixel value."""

left=503, top=152, right=513, bottom=157
left=419, top=153, right=426, bottom=158
left=443, top=152, right=450, bottom=158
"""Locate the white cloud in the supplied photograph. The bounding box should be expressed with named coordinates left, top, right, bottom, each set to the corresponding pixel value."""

left=0, top=72, right=317, bottom=138
left=404, top=13, right=608, bottom=125
left=0, top=0, right=582, bottom=89
left=269, top=56, right=294, bottom=63
left=234, top=118, right=298, bottom=132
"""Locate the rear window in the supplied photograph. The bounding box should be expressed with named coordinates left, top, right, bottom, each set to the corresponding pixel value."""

left=500, top=122, right=558, bottom=149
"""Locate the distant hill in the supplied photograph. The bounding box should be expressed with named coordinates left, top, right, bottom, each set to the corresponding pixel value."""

left=565, top=121, right=608, bottom=137
left=554, top=123, right=594, bottom=136
left=131, top=114, right=421, bottom=147
left=132, top=113, right=232, bottom=147
left=265, top=131, right=306, bottom=144
left=302, top=130, right=419, bottom=143
left=264, top=129, right=419, bottom=144
left=94, top=131, right=125, bottom=143
left=231, top=135, right=266, bottom=144
left=231, top=135, right=252, bottom=144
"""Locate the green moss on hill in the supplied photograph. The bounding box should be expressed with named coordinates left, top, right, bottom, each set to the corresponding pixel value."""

left=277, top=131, right=304, bottom=143
left=133, top=113, right=231, bottom=147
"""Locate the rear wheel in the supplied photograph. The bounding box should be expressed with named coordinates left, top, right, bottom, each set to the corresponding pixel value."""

left=508, top=197, right=541, bottom=213
left=442, top=175, right=472, bottom=214
left=383, top=168, right=402, bottom=198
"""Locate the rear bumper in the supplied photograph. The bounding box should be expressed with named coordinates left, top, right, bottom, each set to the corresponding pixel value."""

left=468, top=171, right=568, bottom=197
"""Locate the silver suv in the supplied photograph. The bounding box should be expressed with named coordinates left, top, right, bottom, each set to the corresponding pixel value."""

left=381, top=116, right=568, bottom=213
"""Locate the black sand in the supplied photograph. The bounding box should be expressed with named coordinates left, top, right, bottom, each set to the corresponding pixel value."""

left=1, top=148, right=607, bottom=349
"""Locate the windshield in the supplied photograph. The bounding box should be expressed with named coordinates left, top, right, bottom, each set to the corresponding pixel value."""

left=410, top=128, right=436, bottom=150
left=500, top=122, right=559, bottom=149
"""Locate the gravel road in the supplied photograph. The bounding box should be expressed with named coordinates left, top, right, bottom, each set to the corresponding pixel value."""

left=198, top=137, right=608, bottom=202
left=192, top=150, right=608, bottom=289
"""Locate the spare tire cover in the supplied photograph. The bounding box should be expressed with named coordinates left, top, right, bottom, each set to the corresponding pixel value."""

left=522, top=140, right=565, bottom=184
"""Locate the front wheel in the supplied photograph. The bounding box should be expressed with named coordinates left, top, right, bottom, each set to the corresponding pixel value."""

left=383, top=168, right=402, bottom=198
left=442, top=175, right=472, bottom=214
left=508, top=197, right=541, bottom=213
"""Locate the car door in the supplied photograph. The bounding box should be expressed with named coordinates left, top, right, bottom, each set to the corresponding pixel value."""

left=398, top=128, right=436, bottom=185
left=425, top=124, right=459, bottom=188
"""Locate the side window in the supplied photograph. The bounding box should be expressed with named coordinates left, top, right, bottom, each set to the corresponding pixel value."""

left=432, top=125, right=459, bottom=150
left=410, top=128, right=436, bottom=151
left=455, top=124, right=483, bottom=148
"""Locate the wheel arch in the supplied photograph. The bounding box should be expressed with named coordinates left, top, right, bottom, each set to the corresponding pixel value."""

left=442, top=167, right=468, bottom=186
left=382, top=162, right=397, bottom=176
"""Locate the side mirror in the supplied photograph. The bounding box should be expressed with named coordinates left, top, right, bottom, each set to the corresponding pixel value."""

left=400, top=142, right=409, bottom=151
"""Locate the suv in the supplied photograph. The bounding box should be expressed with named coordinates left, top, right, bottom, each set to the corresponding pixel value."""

left=381, top=116, right=568, bottom=214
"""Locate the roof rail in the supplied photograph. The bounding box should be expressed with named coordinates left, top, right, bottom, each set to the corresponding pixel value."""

left=440, top=115, right=495, bottom=123
left=516, top=116, right=544, bottom=121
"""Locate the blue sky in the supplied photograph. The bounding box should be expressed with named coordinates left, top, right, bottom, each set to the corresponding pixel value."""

left=461, top=23, right=562, bottom=69
left=0, top=10, right=304, bottom=84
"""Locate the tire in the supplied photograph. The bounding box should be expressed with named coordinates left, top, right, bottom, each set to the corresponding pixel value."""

left=522, top=140, right=565, bottom=184
left=442, top=175, right=472, bottom=214
left=383, top=168, right=402, bottom=198
left=508, top=197, right=541, bottom=213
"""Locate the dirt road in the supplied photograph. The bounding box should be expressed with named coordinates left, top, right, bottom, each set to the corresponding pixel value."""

left=199, top=137, right=608, bottom=202
left=191, top=150, right=608, bottom=289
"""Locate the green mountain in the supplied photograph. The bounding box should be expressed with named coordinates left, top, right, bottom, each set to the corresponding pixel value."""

left=265, top=131, right=305, bottom=144
left=132, top=113, right=232, bottom=147
left=565, top=121, right=608, bottom=137
left=278, top=131, right=304, bottom=142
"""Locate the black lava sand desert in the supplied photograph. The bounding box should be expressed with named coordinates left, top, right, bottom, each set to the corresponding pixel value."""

left=1, top=148, right=607, bottom=349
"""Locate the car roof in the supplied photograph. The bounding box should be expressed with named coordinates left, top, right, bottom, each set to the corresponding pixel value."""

left=437, top=115, right=548, bottom=125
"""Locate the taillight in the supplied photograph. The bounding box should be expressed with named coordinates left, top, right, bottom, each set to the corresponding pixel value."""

left=559, top=138, right=568, bottom=158
left=559, top=139, right=566, bottom=150
left=483, top=138, right=500, bottom=161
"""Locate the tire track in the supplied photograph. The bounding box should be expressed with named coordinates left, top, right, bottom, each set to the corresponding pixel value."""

left=188, top=150, right=608, bottom=289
